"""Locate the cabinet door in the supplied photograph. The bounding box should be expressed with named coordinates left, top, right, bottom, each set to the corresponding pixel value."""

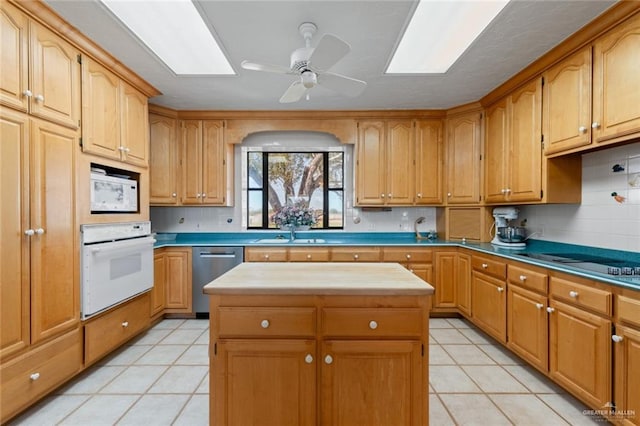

left=0, top=2, right=29, bottom=112
left=201, top=120, right=225, bottom=204
left=386, top=120, right=414, bottom=205
left=507, top=284, right=548, bottom=371
left=446, top=113, right=481, bottom=204
left=149, top=114, right=179, bottom=204
left=542, top=47, right=592, bottom=154
left=29, top=21, right=80, bottom=129
left=471, top=271, right=506, bottom=342
left=593, top=14, right=640, bottom=143
left=181, top=120, right=202, bottom=205
left=484, top=98, right=509, bottom=203
left=355, top=120, right=385, bottom=205
left=407, top=263, right=433, bottom=287
left=321, top=340, right=423, bottom=426
left=613, top=325, right=640, bottom=425
left=120, top=81, right=148, bottom=167
left=81, top=57, right=120, bottom=160
left=151, top=252, right=166, bottom=317
left=508, top=79, right=542, bottom=202
left=164, top=248, right=192, bottom=312
left=456, top=252, right=472, bottom=316
left=434, top=251, right=457, bottom=309
left=415, top=120, right=443, bottom=204
left=213, top=339, right=316, bottom=426
left=29, top=118, right=78, bottom=344
left=548, top=299, right=611, bottom=409
left=0, top=109, right=30, bottom=358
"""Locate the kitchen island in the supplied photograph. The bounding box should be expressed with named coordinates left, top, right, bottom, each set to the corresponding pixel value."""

left=204, top=262, right=434, bottom=426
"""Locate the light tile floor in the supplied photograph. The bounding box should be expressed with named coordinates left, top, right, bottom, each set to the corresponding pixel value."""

left=10, top=318, right=607, bottom=425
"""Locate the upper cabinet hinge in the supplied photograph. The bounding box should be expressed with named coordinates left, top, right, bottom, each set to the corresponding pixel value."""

left=541, top=76, right=545, bottom=86
left=77, top=54, right=82, bottom=64
left=79, top=137, right=83, bottom=147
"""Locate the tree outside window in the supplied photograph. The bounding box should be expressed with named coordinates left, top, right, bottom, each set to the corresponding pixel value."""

left=247, top=151, right=344, bottom=229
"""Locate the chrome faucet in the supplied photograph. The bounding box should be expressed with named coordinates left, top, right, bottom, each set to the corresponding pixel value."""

left=289, top=224, right=296, bottom=242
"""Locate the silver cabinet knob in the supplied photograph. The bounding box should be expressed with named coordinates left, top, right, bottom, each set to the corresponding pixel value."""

left=388, top=193, right=392, bottom=198
left=519, top=275, right=527, bottom=281
left=612, top=335, right=624, bottom=343
left=35, top=228, right=45, bottom=235
left=505, top=188, right=512, bottom=193
left=24, top=229, right=35, bottom=236
left=369, top=320, right=378, bottom=330
left=535, top=303, right=544, bottom=310
left=305, top=354, right=313, bottom=364
left=591, top=122, right=600, bottom=129
left=260, top=319, right=270, bottom=329
left=381, top=193, right=385, bottom=198
left=35, top=94, right=44, bottom=102
left=482, top=263, right=488, bottom=269
left=501, top=189, right=507, bottom=194
left=121, top=321, right=129, bottom=328
left=30, top=373, right=40, bottom=381
left=497, top=287, right=504, bottom=293
left=447, top=192, right=452, bottom=197
left=569, top=291, right=579, bottom=298
left=172, top=193, right=177, bottom=197
left=324, top=355, right=333, bottom=364
left=406, top=254, right=411, bottom=260
left=307, top=254, right=312, bottom=259
left=547, top=307, right=555, bottom=314
left=417, top=193, right=422, bottom=198
left=353, top=254, right=359, bottom=260
left=264, top=254, right=269, bottom=260
left=578, top=126, right=587, bottom=133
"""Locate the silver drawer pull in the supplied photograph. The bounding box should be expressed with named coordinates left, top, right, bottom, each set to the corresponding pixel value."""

left=261, top=319, right=270, bottom=329
left=121, top=321, right=129, bottom=328
left=535, top=303, right=544, bottom=310
left=369, top=320, right=378, bottom=330
left=546, top=307, right=555, bottom=314
left=612, top=335, right=624, bottom=343
left=30, top=372, right=40, bottom=381
left=324, top=355, right=333, bottom=365
left=497, top=287, right=504, bottom=293
left=305, top=354, right=313, bottom=364
left=354, top=254, right=359, bottom=260
left=519, top=275, right=527, bottom=281
left=482, top=263, right=488, bottom=269
left=569, top=291, right=579, bottom=298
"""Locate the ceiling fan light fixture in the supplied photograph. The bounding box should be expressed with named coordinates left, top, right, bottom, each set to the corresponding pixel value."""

left=301, top=71, right=317, bottom=89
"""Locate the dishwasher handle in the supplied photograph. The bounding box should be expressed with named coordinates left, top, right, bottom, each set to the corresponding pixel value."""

left=199, top=252, right=238, bottom=258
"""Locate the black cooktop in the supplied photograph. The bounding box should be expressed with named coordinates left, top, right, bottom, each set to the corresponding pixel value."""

left=517, top=252, right=640, bottom=280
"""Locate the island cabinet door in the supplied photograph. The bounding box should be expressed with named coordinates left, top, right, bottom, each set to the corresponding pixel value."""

left=320, top=340, right=424, bottom=426
left=212, top=339, right=316, bottom=426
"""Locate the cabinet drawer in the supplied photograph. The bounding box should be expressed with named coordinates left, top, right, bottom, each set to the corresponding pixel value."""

left=472, top=255, right=506, bottom=279
left=617, top=295, right=640, bottom=327
left=84, top=294, right=150, bottom=365
left=508, top=264, right=548, bottom=294
left=288, top=247, right=330, bottom=262
left=1, top=328, right=82, bottom=422
left=382, top=248, right=432, bottom=263
left=322, top=308, right=423, bottom=338
left=331, top=247, right=381, bottom=262
left=217, top=307, right=316, bottom=337
left=245, top=248, right=288, bottom=262
left=550, top=277, right=612, bottom=316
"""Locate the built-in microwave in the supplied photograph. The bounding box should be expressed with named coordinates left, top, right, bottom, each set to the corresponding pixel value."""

left=90, top=172, right=138, bottom=213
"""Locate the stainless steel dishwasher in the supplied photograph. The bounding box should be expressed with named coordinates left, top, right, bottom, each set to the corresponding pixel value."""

left=192, top=247, right=244, bottom=317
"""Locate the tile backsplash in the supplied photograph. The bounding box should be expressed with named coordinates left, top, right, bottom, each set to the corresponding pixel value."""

left=520, top=142, right=640, bottom=252
left=151, top=140, right=640, bottom=252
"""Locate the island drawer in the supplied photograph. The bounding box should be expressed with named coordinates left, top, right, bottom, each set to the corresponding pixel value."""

left=472, top=255, right=507, bottom=279
left=617, top=295, right=640, bottom=327
left=382, top=248, right=432, bottom=263
left=508, top=264, right=548, bottom=294
left=288, top=248, right=330, bottom=262
left=217, top=307, right=316, bottom=337
left=245, top=247, right=288, bottom=262
left=331, top=247, right=381, bottom=262
left=550, top=277, right=612, bottom=316
left=321, top=308, right=423, bottom=338
left=1, top=328, right=82, bottom=422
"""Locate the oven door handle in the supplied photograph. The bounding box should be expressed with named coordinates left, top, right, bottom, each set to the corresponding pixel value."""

left=90, top=237, right=156, bottom=255
left=199, top=253, right=238, bottom=258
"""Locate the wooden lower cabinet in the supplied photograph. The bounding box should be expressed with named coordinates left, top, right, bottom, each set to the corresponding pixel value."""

left=507, top=284, right=548, bottom=371
left=471, top=270, right=507, bottom=343
left=613, top=325, right=640, bottom=425
left=548, top=299, right=611, bottom=409
left=210, top=294, right=429, bottom=425
left=162, top=247, right=192, bottom=313
left=456, top=251, right=472, bottom=316
left=0, top=328, right=82, bottom=422
left=151, top=251, right=167, bottom=318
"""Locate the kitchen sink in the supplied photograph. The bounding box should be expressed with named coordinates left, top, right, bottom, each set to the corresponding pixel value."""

left=253, top=238, right=327, bottom=244
left=291, top=238, right=326, bottom=244
left=254, top=238, right=289, bottom=244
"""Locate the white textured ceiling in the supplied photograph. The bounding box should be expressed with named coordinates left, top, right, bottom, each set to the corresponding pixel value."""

left=45, top=0, right=616, bottom=111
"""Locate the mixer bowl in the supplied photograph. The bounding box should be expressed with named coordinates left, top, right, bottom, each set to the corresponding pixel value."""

left=497, top=226, right=527, bottom=243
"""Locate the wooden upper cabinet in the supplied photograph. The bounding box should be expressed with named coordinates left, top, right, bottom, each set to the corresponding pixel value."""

left=592, top=13, right=640, bottom=144
left=542, top=48, right=592, bottom=155
left=201, top=120, right=226, bottom=204
left=149, top=114, right=179, bottom=204
left=355, top=120, right=386, bottom=206
left=81, top=56, right=149, bottom=167
left=415, top=120, right=443, bottom=205
left=484, top=98, right=509, bottom=203
left=181, top=120, right=202, bottom=205
left=386, top=120, right=414, bottom=205
left=0, top=3, right=80, bottom=129
left=445, top=112, right=482, bottom=205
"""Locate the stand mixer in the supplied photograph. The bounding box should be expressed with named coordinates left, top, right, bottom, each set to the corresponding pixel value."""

left=491, top=207, right=527, bottom=248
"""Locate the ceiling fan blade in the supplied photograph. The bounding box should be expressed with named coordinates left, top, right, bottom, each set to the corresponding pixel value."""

left=308, top=34, right=350, bottom=71
left=279, top=80, right=308, bottom=103
left=241, top=60, right=292, bottom=74
left=318, top=72, right=367, bottom=97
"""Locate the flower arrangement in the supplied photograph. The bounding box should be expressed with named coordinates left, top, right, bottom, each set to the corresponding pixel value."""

left=271, top=205, right=317, bottom=228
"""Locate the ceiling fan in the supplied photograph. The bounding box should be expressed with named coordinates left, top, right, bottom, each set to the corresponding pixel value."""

left=241, top=22, right=367, bottom=103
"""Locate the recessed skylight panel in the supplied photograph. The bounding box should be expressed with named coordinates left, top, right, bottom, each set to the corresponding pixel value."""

left=101, top=0, right=234, bottom=75
left=386, top=0, right=510, bottom=74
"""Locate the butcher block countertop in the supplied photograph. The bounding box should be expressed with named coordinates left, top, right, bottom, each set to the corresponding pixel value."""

left=203, top=262, right=434, bottom=295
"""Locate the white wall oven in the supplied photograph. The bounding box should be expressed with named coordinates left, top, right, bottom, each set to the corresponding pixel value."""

left=81, top=221, right=154, bottom=319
